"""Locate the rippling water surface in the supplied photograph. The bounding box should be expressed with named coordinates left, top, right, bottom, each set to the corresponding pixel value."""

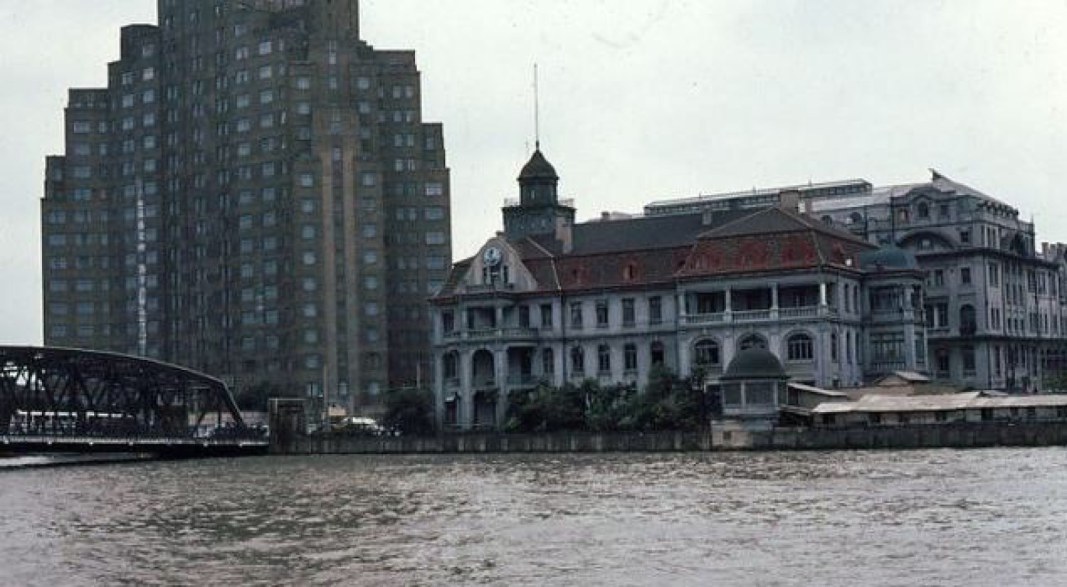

left=2, top=449, right=1067, bottom=586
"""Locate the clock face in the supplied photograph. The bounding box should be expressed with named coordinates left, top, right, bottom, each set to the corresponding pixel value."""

left=483, top=246, right=502, bottom=267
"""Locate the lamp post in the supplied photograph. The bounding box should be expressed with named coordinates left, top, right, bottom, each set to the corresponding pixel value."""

left=321, top=363, right=329, bottom=430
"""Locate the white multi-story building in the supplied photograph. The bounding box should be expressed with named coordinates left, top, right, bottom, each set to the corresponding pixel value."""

left=647, top=171, right=1067, bottom=393
left=430, top=149, right=927, bottom=430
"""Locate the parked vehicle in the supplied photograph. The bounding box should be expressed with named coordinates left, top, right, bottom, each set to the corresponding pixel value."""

left=335, top=416, right=385, bottom=436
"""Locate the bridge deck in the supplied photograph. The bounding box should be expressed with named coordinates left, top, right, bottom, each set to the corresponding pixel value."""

left=2, top=345, right=269, bottom=458
left=1, top=435, right=269, bottom=457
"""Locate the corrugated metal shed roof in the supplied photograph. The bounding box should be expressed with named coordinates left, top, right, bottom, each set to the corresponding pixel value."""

left=788, top=382, right=851, bottom=398
left=812, top=393, right=1067, bottom=414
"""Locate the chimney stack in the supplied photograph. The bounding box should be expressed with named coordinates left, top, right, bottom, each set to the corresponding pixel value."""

left=778, top=189, right=803, bottom=214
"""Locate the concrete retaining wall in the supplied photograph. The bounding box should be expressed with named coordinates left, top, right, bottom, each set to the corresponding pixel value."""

left=268, top=401, right=1067, bottom=454
left=758, top=421, right=1067, bottom=451
left=270, top=422, right=1067, bottom=454
left=273, top=431, right=713, bottom=454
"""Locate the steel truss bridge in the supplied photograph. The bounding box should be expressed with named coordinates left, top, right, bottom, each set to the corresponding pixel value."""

left=0, top=346, right=268, bottom=458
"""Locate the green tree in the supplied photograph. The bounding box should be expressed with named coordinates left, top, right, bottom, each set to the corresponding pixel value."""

left=381, top=387, right=435, bottom=436
left=502, top=367, right=710, bottom=433
left=615, top=365, right=707, bottom=431
left=583, top=380, right=632, bottom=431
left=233, top=381, right=286, bottom=411
left=505, top=383, right=585, bottom=432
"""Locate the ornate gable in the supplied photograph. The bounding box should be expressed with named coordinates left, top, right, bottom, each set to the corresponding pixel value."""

left=455, top=238, right=540, bottom=294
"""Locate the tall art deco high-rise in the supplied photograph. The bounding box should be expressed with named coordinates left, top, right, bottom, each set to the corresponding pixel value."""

left=41, top=0, right=452, bottom=411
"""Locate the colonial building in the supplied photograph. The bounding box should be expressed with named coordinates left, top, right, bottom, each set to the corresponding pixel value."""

left=430, top=149, right=927, bottom=430
left=41, top=0, right=452, bottom=412
left=647, top=171, right=1067, bottom=392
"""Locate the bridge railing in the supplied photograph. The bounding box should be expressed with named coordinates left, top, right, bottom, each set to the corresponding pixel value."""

left=1, top=434, right=269, bottom=447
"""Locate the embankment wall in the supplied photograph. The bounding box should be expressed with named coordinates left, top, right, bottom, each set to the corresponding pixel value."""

left=270, top=421, right=1067, bottom=454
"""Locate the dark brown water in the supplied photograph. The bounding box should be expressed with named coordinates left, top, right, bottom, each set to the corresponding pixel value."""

left=2, top=449, right=1066, bottom=586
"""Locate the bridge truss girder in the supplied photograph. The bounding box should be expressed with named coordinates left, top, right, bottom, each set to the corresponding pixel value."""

left=0, top=346, right=246, bottom=439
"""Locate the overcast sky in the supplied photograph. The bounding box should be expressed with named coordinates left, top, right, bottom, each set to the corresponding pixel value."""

left=2, top=0, right=1067, bottom=345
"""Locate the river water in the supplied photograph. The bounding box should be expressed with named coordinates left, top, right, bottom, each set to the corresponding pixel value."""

left=2, top=448, right=1066, bottom=586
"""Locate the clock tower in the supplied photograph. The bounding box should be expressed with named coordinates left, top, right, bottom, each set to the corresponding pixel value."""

left=502, top=147, right=576, bottom=251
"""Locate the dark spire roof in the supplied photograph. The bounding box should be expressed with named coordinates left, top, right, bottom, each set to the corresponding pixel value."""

left=518, top=149, right=558, bottom=182
left=721, top=348, right=788, bottom=381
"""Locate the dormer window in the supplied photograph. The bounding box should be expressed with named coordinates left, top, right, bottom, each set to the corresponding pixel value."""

left=482, top=265, right=509, bottom=285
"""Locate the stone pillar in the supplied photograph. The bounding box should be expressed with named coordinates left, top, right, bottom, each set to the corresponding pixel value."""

left=819, top=282, right=828, bottom=306
left=679, top=337, right=691, bottom=378
left=495, top=349, right=507, bottom=427
left=433, top=352, right=444, bottom=429
left=460, top=351, right=474, bottom=430
left=725, top=288, right=733, bottom=320
left=554, top=343, right=564, bottom=387
left=903, top=324, right=916, bottom=370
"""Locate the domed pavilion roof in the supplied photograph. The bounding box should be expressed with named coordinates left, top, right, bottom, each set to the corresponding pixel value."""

left=721, top=348, right=788, bottom=381
left=858, top=246, right=919, bottom=271
left=518, top=148, right=558, bottom=182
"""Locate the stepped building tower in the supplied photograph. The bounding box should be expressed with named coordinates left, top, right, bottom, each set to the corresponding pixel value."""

left=41, top=0, right=451, bottom=411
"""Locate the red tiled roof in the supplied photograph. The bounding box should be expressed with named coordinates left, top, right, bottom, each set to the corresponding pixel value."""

left=433, top=206, right=878, bottom=300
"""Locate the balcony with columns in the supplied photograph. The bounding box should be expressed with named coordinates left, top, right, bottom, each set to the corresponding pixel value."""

left=865, top=284, right=925, bottom=326
left=440, top=304, right=540, bottom=344
left=469, top=348, right=500, bottom=430
left=682, top=282, right=836, bottom=327
left=505, top=347, right=541, bottom=391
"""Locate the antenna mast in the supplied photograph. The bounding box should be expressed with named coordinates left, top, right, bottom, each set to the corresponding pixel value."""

left=534, top=63, right=541, bottom=150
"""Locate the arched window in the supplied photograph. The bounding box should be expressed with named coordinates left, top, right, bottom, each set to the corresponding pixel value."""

left=917, top=202, right=930, bottom=219
left=693, top=339, right=721, bottom=366
left=738, top=334, right=767, bottom=351
left=787, top=333, right=814, bottom=361
left=849, top=212, right=863, bottom=225
left=472, top=349, right=495, bottom=386
left=820, top=215, right=833, bottom=226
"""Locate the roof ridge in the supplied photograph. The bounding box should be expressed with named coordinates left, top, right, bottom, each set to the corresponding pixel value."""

left=784, top=206, right=873, bottom=246
left=522, top=235, right=556, bottom=258
left=695, top=207, right=777, bottom=239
